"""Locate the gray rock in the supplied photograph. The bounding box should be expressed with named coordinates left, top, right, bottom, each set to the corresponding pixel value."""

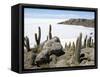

left=80, top=48, right=94, bottom=65
left=43, top=36, right=65, bottom=56
left=35, top=49, right=50, bottom=66
left=49, top=55, right=57, bottom=67
left=35, top=36, right=65, bottom=66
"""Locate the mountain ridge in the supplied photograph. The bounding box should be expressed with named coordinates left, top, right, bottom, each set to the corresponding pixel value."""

left=58, top=19, right=94, bottom=27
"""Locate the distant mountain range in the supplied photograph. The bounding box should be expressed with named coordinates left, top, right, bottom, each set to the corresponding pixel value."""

left=58, top=19, right=94, bottom=27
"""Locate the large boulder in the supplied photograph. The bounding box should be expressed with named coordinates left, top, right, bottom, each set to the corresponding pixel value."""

left=35, top=36, right=65, bottom=66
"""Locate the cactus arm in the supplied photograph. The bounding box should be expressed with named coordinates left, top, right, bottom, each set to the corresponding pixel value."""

left=35, top=26, right=41, bottom=46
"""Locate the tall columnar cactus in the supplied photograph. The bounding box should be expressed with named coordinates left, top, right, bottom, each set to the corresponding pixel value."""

left=93, top=41, right=95, bottom=48
left=83, top=35, right=87, bottom=48
left=68, top=42, right=71, bottom=49
left=65, top=42, right=67, bottom=48
left=47, top=36, right=48, bottom=41
left=49, top=24, right=52, bottom=39
left=72, top=42, right=75, bottom=51
left=91, top=39, right=94, bottom=47
left=24, top=36, right=30, bottom=51
left=74, top=33, right=82, bottom=64
left=87, top=36, right=92, bottom=47
left=35, top=26, right=41, bottom=46
left=65, top=42, right=69, bottom=51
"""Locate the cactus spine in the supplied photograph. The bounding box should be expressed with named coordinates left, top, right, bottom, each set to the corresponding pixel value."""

left=35, top=26, right=41, bottom=46
left=24, top=36, right=30, bottom=51
left=49, top=24, right=52, bottom=39
left=75, top=33, right=82, bottom=63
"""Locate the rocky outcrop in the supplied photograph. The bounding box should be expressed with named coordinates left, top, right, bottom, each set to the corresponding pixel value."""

left=35, top=36, right=65, bottom=66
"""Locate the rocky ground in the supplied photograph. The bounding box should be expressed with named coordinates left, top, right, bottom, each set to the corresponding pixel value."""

left=24, top=36, right=95, bottom=69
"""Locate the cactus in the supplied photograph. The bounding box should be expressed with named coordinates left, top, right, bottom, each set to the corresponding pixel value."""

left=35, top=27, right=41, bottom=46
left=93, top=42, right=95, bottom=48
left=49, top=24, right=52, bottom=39
left=24, top=36, right=30, bottom=51
left=72, top=42, right=75, bottom=51
left=65, top=42, right=67, bottom=48
left=65, top=42, right=69, bottom=51
left=80, top=33, right=82, bottom=48
left=68, top=42, right=71, bottom=49
left=87, top=36, right=92, bottom=47
left=47, top=36, right=48, bottom=41
left=91, top=39, right=94, bottom=47
left=83, top=35, right=87, bottom=48
left=74, top=33, right=82, bottom=64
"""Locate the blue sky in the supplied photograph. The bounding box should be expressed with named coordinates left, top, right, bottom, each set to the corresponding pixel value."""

left=24, top=8, right=95, bottom=19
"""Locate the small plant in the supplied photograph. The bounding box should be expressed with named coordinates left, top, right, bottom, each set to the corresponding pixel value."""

left=33, top=44, right=42, bottom=53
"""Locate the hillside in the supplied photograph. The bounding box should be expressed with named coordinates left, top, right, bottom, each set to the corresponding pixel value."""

left=58, top=19, right=94, bottom=27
